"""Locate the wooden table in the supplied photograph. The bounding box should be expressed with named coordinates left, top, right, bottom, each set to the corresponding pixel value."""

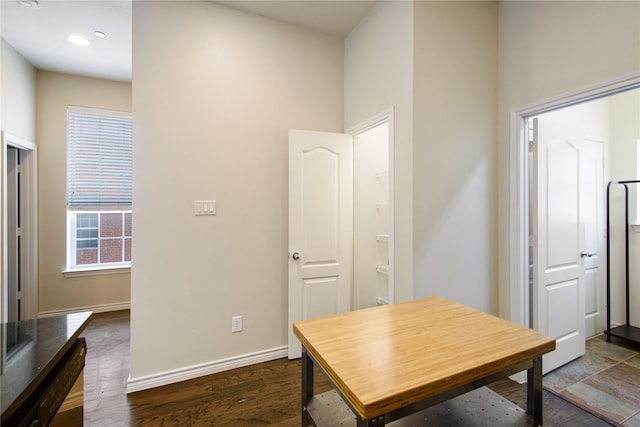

left=293, top=297, right=555, bottom=426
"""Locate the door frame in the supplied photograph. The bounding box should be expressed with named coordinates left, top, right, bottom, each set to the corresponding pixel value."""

left=508, top=73, right=640, bottom=328
left=347, top=107, right=395, bottom=305
left=1, top=131, right=38, bottom=322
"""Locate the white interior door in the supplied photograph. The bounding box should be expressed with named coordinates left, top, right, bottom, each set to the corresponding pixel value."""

left=288, top=129, right=353, bottom=359
left=533, top=117, right=586, bottom=373
left=580, top=138, right=605, bottom=338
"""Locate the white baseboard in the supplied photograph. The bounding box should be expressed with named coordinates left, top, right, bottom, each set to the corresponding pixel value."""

left=38, top=301, right=130, bottom=318
left=58, top=390, right=83, bottom=412
left=125, top=346, right=288, bottom=394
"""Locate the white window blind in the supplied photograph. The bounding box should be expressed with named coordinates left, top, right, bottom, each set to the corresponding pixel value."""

left=67, top=107, right=133, bottom=208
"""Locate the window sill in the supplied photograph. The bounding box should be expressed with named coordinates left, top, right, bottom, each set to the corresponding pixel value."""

left=63, top=265, right=131, bottom=278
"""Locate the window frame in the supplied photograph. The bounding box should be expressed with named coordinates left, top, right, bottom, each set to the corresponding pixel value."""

left=66, top=210, right=132, bottom=273
left=65, top=106, right=133, bottom=275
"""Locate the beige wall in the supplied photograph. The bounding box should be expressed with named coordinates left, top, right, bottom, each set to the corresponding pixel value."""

left=609, top=91, right=640, bottom=184
left=344, top=0, right=414, bottom=303
left=609, top=90, right=640, bottom=327
left=36, top=71, right=131, bottom=314
left=498, top=1, right=640, bottom=320
left=130, top=1, right=343, bottom=383
left=10, top=0, right=637, bottom=390
left=1, top=39, right=36, bottom=142
left=1, top=39, right=36, bottom=321
left=413, top=1, right=498, bottom=313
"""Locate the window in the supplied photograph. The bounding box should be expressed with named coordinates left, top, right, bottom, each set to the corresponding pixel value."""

left=66, top=106, right=133, bottom=272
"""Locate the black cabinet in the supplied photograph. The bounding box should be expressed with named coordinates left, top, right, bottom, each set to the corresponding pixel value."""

left=1, top=312, right=92, bottom=426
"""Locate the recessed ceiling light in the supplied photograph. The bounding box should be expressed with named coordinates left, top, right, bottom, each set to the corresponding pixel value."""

left=93, top=31, right=106, bottom=38
left=68, top=35, right=90, bottom=47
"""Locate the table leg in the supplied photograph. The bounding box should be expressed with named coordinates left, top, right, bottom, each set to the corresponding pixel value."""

left=302, top=347, right=314, bottom=425
left=527, top=356, right=543, bottom=426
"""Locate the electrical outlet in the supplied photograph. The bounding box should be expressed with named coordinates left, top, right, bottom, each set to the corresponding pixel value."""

left=231, top=315, right=243, bottom=333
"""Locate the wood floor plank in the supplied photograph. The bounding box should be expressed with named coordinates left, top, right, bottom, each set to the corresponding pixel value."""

left=52, top=310, right=615, bottom=426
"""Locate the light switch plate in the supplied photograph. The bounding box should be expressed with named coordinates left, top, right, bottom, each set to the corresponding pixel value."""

left=231, top=315, right=243, bottom=333
left=194, top=200, right=216, bottom=216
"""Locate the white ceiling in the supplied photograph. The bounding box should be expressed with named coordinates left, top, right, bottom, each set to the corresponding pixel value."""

left=215, top=1, right=375, bottom=37
left=1, top=0, right=133, bottom=82
left=0, top=0, right=375, bottom=83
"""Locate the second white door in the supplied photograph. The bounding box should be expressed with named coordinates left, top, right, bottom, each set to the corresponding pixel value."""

left=580, top=138, right=605, bottom=339
left=287, top=129, right=353, bottom=359
left=532, top=117, right=605, bottom=373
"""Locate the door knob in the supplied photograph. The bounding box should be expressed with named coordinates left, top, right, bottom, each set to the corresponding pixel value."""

left=292, top=252, right=301, bottom=260
left=580, top=250, right=594, bottom=258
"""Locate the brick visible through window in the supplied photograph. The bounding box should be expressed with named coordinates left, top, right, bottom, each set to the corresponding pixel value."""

left=73, top=211, right=131, bottom=268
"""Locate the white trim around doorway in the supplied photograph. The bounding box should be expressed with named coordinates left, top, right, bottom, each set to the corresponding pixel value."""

left=508, top=73, right=640, bottom=328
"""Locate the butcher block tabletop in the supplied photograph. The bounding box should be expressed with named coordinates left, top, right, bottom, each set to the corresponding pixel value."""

left=293, top=296, right=556, bottom=420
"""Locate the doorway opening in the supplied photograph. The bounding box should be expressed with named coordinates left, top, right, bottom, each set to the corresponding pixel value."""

left=287, top=109, right=395, bottom=359
left=348, top=108, right=395, bottom=310
left=353, top=121, right=390, bottom=309
left=510, top=74, right=640, bottom=372
left=1, top=131, right=38, bottom=322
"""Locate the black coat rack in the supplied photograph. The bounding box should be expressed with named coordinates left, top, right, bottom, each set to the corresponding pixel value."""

left=606, top=180, right=640, bottom=344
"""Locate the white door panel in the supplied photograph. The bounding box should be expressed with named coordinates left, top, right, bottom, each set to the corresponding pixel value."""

left=304, top=278, right=339, bottom=319
left=546, top=280, right=579, bottom=338
left=300, top=263, right=341, bottom=278
left=543, top=280, right=584, bottom=372
left=545, top=139, right=580, bottom=267
left=581, top=139, right=605, bottom=337
left=534, top=118, right=605, bottom=372
left=302, top=148, right=340, bottom=260
left=533, top=117, right=585, bottom=373
left=288, top=129, right=353, bottom=359
left=585, top=268, right=598, bottom=321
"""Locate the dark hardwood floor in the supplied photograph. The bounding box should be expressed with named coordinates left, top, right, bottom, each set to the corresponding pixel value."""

left=52, top=311, right=615, bottom=426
